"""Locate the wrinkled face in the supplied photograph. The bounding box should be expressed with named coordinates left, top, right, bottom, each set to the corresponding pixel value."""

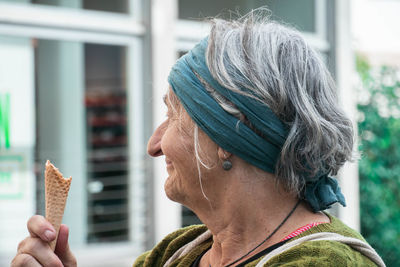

left=147, top=89, right=213, bottom=204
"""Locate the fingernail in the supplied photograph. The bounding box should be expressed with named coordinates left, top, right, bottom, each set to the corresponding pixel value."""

left=44, top=230, right=55, bottom=241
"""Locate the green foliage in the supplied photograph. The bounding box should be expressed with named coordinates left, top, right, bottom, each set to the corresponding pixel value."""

left=356, top=55, right=400, bottom=266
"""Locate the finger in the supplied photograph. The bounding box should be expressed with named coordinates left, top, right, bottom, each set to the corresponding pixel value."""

left=11, top=253, right=41, bottom=267
left=17, top=236, right=63, bottom=267
left=55, top=224, right=69, bottom=254
left=55, top=225, right=77, bottom=267
left=27, top=215, right=56, bottom=242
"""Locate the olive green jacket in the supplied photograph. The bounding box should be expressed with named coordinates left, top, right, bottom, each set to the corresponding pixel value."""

left=133, top=213, right=380, bottom=266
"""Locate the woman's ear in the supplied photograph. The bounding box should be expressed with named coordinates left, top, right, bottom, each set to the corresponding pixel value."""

left=217, top=147, right=232, bottom=160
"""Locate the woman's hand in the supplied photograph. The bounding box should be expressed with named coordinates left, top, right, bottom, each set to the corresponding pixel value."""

left=11, top=215, right=77, bottom=267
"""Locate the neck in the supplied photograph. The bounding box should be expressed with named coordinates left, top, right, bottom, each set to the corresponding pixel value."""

left=188, top=170, right=328, bottom=267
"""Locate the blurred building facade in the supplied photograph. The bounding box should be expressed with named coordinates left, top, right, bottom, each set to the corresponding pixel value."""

left=0, top=0, right=356, bottom=266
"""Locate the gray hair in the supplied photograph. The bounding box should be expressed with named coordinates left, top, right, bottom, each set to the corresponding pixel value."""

left=201, top=11, right=354, bottom=195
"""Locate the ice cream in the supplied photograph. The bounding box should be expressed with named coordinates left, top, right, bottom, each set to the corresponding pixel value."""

left=45, top=160, right=72, bottom=251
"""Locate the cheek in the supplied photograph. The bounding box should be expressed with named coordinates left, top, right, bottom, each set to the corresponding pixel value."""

left=162, top=137, right=195, bottom=168
left=161, top=123, right=194, bottom=159
left=162, top=126, right=199, bottom=178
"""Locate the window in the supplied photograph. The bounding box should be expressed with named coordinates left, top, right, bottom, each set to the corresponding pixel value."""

left=0, top=0, right=130, bottom=14
left=179, top=0, right=316, bottom=33
left=85, top=44, right=129, bottom=243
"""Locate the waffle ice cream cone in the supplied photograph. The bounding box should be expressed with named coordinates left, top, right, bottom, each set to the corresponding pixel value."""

left=45, top=160, right=72, bottom=251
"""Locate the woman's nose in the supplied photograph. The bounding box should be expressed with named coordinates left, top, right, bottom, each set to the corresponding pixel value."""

left=147, top=121, right=167, bottom=157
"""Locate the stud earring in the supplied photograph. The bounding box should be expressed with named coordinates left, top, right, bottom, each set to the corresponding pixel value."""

left=222, top=152, right=232, bottom=171
left=222, top=159, right=232, bottom=171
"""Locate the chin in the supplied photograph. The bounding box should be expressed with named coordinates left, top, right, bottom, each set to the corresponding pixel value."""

left=164, top=176, right=185, bottom=203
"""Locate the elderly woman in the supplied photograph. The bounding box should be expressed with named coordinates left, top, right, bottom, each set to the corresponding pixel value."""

left=12, top=13, right=384, bottom=267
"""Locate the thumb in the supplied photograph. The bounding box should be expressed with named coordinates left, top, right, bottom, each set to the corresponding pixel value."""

left=55, top=224, right=77, bottom=267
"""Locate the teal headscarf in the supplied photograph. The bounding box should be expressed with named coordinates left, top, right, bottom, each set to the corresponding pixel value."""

left=168, top=37, right=346, bottom=212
